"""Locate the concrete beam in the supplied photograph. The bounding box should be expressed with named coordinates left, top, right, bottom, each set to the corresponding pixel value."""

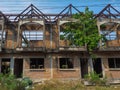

left=58, top=18, right=79, bottom=25
left=97, top=18, right=120, bottom=26
left=19, top=19, right=44, bottom=26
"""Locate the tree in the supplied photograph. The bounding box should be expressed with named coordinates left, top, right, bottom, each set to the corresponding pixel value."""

left=63, top=7, right=100, bottom=51
left=62, top=7, right=101, bottom=72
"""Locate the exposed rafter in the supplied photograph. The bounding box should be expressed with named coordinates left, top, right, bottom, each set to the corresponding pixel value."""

left=95, top=4, right=120, bottom=19
left=14, top=4, right=48, bottom=21
left=0, top=4, right=119, bottom=22
left=0, top=11, right=10, bottom=23
left=54, top=4, right=81, bottom=20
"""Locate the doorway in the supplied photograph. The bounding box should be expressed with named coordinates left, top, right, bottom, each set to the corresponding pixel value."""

left=1, top=58, right=10, bottom=74
left=93, top=58, right=103, bottom=77
left=80, top=58, right=88, bottom=78
left=14, top=59, right=23, bottom=78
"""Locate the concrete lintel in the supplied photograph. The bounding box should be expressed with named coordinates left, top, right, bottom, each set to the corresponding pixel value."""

left=59, top=18, right=79, bottom=25
left=97, top=18, right=120, bottom=26
left=59, top=21, right=71, bottom=25
left=19, top=19, right=44, bottom=26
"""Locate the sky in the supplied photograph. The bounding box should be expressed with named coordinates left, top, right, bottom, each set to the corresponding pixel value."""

left=0, top=0, right=120, bottom=14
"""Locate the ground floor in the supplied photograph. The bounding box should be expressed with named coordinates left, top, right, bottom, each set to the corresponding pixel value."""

left=0, top=51, right=120, bottom=82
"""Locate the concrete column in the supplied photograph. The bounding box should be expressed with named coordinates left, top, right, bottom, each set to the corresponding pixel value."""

left=101, top=59, right=105, bottom=78
left=10, top=57, right=14, bottom=74
left=101, top=58, right=108, bottom=78
left=17, top=24, right=20, bottom=47
left=88, top=57, right=94, bottom=73
left=0, top=58, right=1, bottom=73
left=97, top=24, right=102, bottom=48
left=50, top=24, right=52, bottom=49
left=22, top=58, right=26, bottom=78
left=75, top=56, right=81, bottom=79
left=1, top=20, right=4, bottom=49
left=48, top=54, right=53, bottom=79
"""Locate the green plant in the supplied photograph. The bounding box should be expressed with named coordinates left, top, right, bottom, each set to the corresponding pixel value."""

left=0, top=73, right=33, bottom=90
left=84, top=71, right=107, bottom=85
left=62, top=65, right=68, bottom=69
left=21, top=77, right=33, bottom=87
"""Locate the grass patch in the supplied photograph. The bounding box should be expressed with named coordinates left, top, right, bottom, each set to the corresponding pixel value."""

left=33, top=80, right=120, bottom=90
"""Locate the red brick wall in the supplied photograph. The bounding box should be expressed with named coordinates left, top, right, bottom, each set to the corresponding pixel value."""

left=53, top=55, right=81, bottom=79
left=23, top=55, right=81, bottom=80
left=23, top=57, right=51, bottom=79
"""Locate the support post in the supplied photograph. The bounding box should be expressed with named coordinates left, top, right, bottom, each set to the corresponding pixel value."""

left=101, top=58, right=106, bottom=78
left=50, top=24, right=52, bottom=49
left=10, top=57, right=14, bottom=74
left=49, top=54, right=53, bottom=79
left=1, top=20, right=4, bottom=50
left=0, top=58, right=1, bottom=73
left=22, top=58, right=25, bottom=78
left=88, top=57, right=94, bottom=73
left=17, top=24, right=20, bottom=47
left=97, top=24, right=102, bottom=48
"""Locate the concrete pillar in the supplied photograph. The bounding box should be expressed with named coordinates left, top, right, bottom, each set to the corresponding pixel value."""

left=101, top=58, right=108, bottom=78
left=75, top=56, right=81, bottom=79
left=48, top=54, right=53, bottom=79
left=0, top=58, right=1, bottom=73
left=22, top=58, right=26, bottom=78
left=97, top=24, right=102, bottom=48
left=10, top=57, right=14, bottom=74
left=17, top=24, right=20, bottom=47
left=1, top=20, right=4, bottom=49
left=88, top=57, right=94, bottom=73
left=101, top=59, right=105, bottom=78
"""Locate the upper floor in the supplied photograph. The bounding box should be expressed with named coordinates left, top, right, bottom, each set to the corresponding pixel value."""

left=0, top=4, right=86, bottom=52
left=0, top=4, right=120, bottom=52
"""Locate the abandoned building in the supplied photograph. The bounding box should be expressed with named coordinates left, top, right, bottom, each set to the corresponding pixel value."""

left=0, top=4, right=120, bottom=82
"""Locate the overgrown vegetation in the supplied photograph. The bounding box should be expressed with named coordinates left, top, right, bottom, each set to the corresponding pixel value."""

left=0, top=73, right=33, bottom=90
left=84, top=71, right=107, bottom=85
left=0, top=73, right=119, bottom=90
left=34, top=79, right=120, bottom=90
left=62, top=7, right=101, bottom=51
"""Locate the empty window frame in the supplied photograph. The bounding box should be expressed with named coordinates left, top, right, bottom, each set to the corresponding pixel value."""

left=22, top=31, right=43, bottom=41
left=30, top=58, right=44, bottom=69
left=108, top=58, right=120, bottom=68
left=59, top=58, right=73, bottom=69
left=0, top=31, right=6, bottom=40
left=101, top=31, right=116, bottom=41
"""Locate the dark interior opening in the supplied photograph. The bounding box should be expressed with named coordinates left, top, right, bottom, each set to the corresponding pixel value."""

left=80, top=58, right=88, bottom=78
left=14, top=59, right=23, bottom=78
left=108, top=58, right=120, bottom=68
left=59, top=58, right=73, bottom=69
left=93, top=58, right=103, bottom=77
left=1, top=58, right=10, bottom=74
left=30, top=58, right=44, bottom=69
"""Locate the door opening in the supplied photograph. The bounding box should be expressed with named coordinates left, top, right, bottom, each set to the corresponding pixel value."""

left=93, top=58, right=103, bottom=77
left=14, top=59, right=23, bottom=78
left=1, top=58, right=10, bottom=74
left=80, top=58, right=88, bottom=78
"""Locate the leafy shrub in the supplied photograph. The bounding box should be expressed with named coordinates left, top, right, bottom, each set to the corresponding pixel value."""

left=84, top=71, right=107, bottom=85
left=0, top=73, right=33, bottom=90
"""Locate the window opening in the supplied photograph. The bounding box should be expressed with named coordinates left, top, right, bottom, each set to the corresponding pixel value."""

left=108, top=58, right=120, bottom=68
left=59, top=58, right=73, bottom=69
left=30, top=58, right=44, bottom=69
